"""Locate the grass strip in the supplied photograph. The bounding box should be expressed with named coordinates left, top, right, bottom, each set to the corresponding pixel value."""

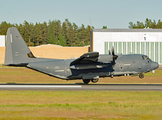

left=0, top=91, right=162, bottom=119
left=0, top=68, right=162, bottom=84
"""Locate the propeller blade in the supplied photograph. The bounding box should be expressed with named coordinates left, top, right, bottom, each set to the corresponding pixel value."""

left=112, top=47, right=115, bottom=56
left=112, top=47, right=118, bottom=61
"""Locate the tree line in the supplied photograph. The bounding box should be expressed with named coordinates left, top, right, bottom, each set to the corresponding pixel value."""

left=129, top=18, right=162, bottom=29
left=0, top=19, right=93, bottom=46
left=1, top=18, right=162, bottom=46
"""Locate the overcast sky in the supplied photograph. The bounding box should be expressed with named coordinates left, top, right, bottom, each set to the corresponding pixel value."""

left=0, top=0, right=162, bottom=28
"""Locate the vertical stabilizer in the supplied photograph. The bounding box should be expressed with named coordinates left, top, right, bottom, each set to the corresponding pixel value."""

left=5, top=27, right=35, bottom=65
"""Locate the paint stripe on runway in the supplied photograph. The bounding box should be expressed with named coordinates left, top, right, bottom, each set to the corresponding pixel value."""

left=0, top=85, right=82, bottom=88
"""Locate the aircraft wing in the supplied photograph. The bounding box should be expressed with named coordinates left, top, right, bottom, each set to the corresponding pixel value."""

left=70, top=52, right=99, bottom=65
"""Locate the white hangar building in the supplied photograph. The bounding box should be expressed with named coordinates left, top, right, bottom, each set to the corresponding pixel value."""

left=90, top=29, right=162, bottom=64
left=0, top=35, right=5, bottom=47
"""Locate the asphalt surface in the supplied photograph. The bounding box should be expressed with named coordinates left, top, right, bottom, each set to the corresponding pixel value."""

left=0, top=84, right=162, bottom=91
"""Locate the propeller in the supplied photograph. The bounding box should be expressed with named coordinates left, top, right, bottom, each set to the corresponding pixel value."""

left=107, top=47, right=118, bottom=70
left=108, top=47, right=118, bottom=65
left=112, top=47, right=118, bottom=61
left=108, top=47, right=118, bottom=66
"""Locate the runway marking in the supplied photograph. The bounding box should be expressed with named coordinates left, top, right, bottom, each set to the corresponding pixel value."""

left=0, top=85, right=162, bottom=90
left=0, top=85, right=82, bottom=88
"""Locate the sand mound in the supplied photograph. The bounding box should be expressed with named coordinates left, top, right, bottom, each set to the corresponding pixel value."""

left=0, top=45, right=90, bottom=64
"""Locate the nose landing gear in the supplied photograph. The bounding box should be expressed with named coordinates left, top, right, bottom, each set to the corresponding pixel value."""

left=111, top=74, right=114, bottom=78
left=139, top=73, right=144, bottom=79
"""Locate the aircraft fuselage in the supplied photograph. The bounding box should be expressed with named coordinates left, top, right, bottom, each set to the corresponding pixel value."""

left=27, top=54, right=159, bottom=81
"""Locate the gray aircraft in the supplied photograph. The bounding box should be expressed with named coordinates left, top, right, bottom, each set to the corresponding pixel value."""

left=4, top=27, right=159, bottom=84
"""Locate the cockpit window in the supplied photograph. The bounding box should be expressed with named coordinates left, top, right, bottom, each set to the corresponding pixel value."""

left=142, top=55, right=149, bottom=60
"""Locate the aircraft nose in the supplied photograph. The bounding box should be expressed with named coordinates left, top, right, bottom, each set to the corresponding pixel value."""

left=151, top=62, right=159, bottom=70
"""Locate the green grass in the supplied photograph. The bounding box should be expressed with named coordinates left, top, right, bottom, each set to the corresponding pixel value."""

left=1, top=67, right=162, bottom=84
left=144, top=70, right=162, bottom=76
left=0, top=64, right=24, bottom=68
left=0, top=91, right=162, bottom=119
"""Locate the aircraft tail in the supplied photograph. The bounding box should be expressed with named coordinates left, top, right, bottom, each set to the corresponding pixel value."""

left=5, top=27, right=35, bottom=66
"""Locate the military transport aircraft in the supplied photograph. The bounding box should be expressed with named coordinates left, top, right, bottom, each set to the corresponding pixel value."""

left=4, top=27, right=159, bottom=84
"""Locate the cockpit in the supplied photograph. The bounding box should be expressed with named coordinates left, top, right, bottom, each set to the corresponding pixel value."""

left=142, top=55, right=149, bottom=60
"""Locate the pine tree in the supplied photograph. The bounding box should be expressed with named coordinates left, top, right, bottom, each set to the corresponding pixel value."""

left=18, top=23, right=24, bottom=40
left=57, top=33, right=66, bottom=46
left=42, top=22, right=48, bottom=44
left=157, top=20, right=162, bottom=28
left=102, top=26, right=107, bottom=29
left=29, top=23, right=35, bottom=46
left=85, top=25, right=91, bottom=45
left=48, top=20, right=56, bottom=44
left=73, top=23, right=79, bottom=46
left=0, top=21, right=12, bottom=35
left=35, top=22, right=40, bottom=46
left=66, top=22, right=74, bottom=46
left=23, top=20, right=30, bottom=44
left=62, top=21, right=67, bottom=45
left=78, top=24, right=86, bottom=46
left=55, top=20, right=62, bottom=43
left=145, top=18, right=152, bottom=28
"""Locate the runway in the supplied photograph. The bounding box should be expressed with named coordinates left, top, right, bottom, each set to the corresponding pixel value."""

left=0, top=84, right=162, bottom=91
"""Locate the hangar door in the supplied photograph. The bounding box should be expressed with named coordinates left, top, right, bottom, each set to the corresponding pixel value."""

left=105, top=42, right=162, bottom=64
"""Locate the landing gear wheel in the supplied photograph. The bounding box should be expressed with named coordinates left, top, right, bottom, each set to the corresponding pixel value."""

left=91, top=79, right=99, bottom=83
left=111, top=74, right=114, bottom=78
left=83, top=79, right=90, bottom=84
left=139, top=73, right=144, bottom=79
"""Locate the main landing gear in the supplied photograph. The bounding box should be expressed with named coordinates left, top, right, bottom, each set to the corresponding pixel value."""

left=82, top=79, right=90, bottom=84
left=139, top=73, right=144, bottom=79
left=91, top=79, right=99, bottom=83
left=82, top=79, right=99, bottom=84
